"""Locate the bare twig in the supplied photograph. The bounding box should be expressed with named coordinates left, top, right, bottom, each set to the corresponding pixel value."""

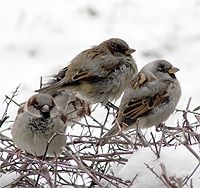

left=63, top=148, right=105, bottom=187
left=1, top=91, right=200, bottom=187
left=183, top=162, right=200, bottom=186
left=150, top=132, right=160, bottom=158
left=160, top=163, right=178, bottom=188
left=0, top=85, right=20, bottom=127
left=127, top=174, right=138, bottom=188
left=145, top=163, right=170, bottom=188
left=35, top=132, right=65, bottom=187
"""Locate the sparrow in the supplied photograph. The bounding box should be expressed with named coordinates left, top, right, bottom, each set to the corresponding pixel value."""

left=35, top=38, right=138, bottom=105
left=51, top=90, right=91, bottom=127
left=11, top=94, right=66, bottom=156
left=100, top=59, right=181, bottom=144
left=40, top=67, right=91, bottom=127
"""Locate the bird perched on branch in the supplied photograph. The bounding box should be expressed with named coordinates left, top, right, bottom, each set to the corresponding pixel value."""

left=35, top=38, right=138, bottom=106
left=39, top=66, right=92, bottom=127
left=50, top=90, right=91, bottom=127
left=11, top=94, right=66, bottom=156
left=100, top=59, right=181, bottom=145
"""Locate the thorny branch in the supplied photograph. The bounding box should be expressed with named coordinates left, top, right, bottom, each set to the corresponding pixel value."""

left=34, top=132, right=66, bottom=188
left=145, top=163, right=170, bottom=188
left=0, top=85, right=20, bottom=127
left=0, top=92, right=200, bottom=187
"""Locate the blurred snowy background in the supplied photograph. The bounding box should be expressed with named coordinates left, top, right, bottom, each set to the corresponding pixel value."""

left=1, top=0, right=200, bottom=187
left=1, top=0, right=200, bottom=120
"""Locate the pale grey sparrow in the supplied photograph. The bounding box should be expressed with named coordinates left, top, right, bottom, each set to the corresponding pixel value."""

left=11, top=94, right=66, bottom=156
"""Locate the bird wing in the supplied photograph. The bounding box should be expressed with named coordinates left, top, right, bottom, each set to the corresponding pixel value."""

left=54, top=66, right=69, bottom=82
left=122, top=73, right=170, bottom=121
left=35, top=49, right=132, bottom=92
left=72, top=57, right=131, bottom=82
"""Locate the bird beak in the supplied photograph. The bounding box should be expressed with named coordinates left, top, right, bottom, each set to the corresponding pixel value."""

left=168, top=66, right=180, bottom=74
left=41, top=105, right=50, bottom=113
left=125, top=48, right=136, bottom=55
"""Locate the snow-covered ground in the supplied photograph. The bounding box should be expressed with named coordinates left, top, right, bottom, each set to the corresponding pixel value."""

left=0, top=0, right=200, bottom=187
left=107, top=145, right=200, bottom=187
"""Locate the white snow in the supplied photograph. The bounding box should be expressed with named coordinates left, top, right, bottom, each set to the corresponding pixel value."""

left=108, top=145, right=200, bottom=187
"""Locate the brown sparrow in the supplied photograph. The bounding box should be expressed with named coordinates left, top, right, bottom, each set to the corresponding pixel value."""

left=35, top=38, right=138, bottom=105
left=51, top=90, right=91, bottom=127
left=11, top=94, right=66, bottom=156
left=41, top=67, right=91, bottom=127
left=100, top=60, right=181, bottom=144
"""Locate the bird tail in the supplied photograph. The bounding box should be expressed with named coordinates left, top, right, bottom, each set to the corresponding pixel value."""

left=98, top=123, right=119, bottom=146
left=35, top=81, right=62, bottom=94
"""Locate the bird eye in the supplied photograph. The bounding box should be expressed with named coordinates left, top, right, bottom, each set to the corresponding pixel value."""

left=158, top=66, right=169, bottom=73
left=49, top=106, right=54, bottom=111
left=34, top=104, right=40, bottom=110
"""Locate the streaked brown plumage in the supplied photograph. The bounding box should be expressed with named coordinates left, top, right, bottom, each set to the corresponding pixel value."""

left=100, top=60, right=181, bottom=145
left=35, top=38, right=138, bottom=105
